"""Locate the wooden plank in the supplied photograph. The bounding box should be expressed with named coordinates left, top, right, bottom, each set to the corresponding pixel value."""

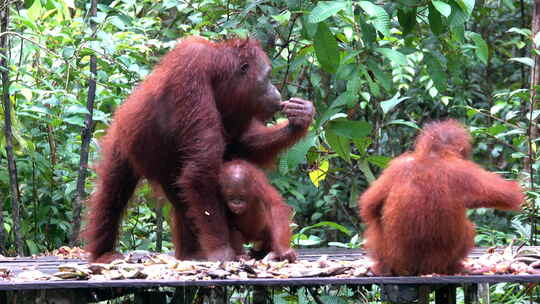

left=478, top=283, right=490, bottom=304
left=0, top=246, right=535, bottom=268
left=135, top=290, right=167, bottom=304
left=0, top=247, right=539, bottom=291
left=418, top=285, right=430, bottom=304
left=435, top=285, right=456, bottom=304
left=1, top=275, right=540, bottom=291
left=464, top=284, right=478, bottom=304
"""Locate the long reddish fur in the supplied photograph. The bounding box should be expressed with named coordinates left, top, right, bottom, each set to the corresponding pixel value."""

left=221, top=159, right=294, bottom=259
left=84, top=36, right=308, bottom=262
left=358, top=119, right=524, bottom=275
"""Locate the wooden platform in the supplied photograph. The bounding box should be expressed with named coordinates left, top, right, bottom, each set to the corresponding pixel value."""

left=0, top=248, right=539, bottom=303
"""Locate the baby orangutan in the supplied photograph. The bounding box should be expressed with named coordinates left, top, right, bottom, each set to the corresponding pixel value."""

left=359, top=119, right=524, bottom=276
left=219, top=159, right=297, bottom=262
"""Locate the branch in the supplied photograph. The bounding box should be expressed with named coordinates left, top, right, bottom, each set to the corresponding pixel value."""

left=1, top=1, right=23, bottom=255
left=0, top=31, right=131, bottom=89
left=70, top=0, right=98, bottom=246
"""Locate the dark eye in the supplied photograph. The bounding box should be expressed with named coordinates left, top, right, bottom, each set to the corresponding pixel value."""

left=240, top=63, right=249, bottom=75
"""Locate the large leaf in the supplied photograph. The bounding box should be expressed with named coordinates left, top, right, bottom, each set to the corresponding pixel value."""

left=375, top=48, right=408, bottom=66
left=282, top=131, right=317, bottom=170
left=358, top=160, right=376, bottom=184
left=386, top=119, right=420, bottom=129
left=308, top=1, right=348, bottom=23
left=432, top=1, right=452, bottom=17
left=428, top=4, right=444, bottom=35
left=455, top=0, right=475, bottom=16
left=367, top=155, right=392, bottom=168
left=366, top=60, right=391, bottom=92
left=468, top=32, right=489, bottom=64
left=27, top=0, right=43, bottom=22
left=325, top=130, right=351, bottom=163
left=309, top=160, right=329, bottom=187
left=359, top=1, right=390, bottom=37
left=358, top=16, right=376, bottom=47
left=397, top=8, right=417, bottom=35
left=509, top=57, right=534, bottom=67
left=424, top=53, right=447, bottom=92
left=331, top=91, right=356, bottom=108
left=314, top=22, right=340, bottom=73
left=327, top=118, right=372, bottom=139
left=449, top=2, right=468, bottom=27
left=300, top=221, right=352, bottom=236
left=380, top=94, right=411, bottom=114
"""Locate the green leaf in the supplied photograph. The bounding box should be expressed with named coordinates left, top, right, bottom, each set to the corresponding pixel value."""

left=375, top=48, right=408, bottom=66
left=318, top=108, right=344, bottom=128
left=319, top=296, right=348, bottom=304
left=432, top=1, right=452, bottom=17
left=358, top=160, right=376, bottom=183
left=358, top=16, right=376, bottom=46
left=367, top=155, right=391, bottom=168
left=292, top=234, right=322, bottom=246
left=64, top=116, right=85, bottom=127
left=509, top=57, right=534, bottom=67
left=366, top=60, right=391, bottom=92
left=26, top=240, right=39, bottom=255
left=359, top=66, right=381, bottom=97
left=359, top=1, right=390, bottom=37
left=327, top=118, right=372, bottom=139
left=501, top=0, right=515, bottom=9
left=507, top=27, right=531, bottom=37
left=27, top=0, right=43, bottom=22
left=424, top=53, right=447, bottom=92
left=449, top=2, right=468, bottom=27
left=386, top=119, right=420, bottom=129
left=451, top=24, right=465, bottom=41
left=487, top=124, right=507, bottom=136
left=65, top=105, right=90, bottom=115
left=331, top=91, right=356, bottom=108
left=308, top=1, right=348, bottom=23
left=455, top=0, right=475, bottom=16
left=468, top=32, right=489, bottom=64
left=325, top=130, right=351, bottom=163
left=272, top=11, right=291, bottom=25
left=314, top=22, right=340, bottom=73
left=283, top=131, right=317, bottom=170
left=300, top=221, right=352, bottom=236
left=380, top=94, right=411, bottom=114
left=428, top=4, right=445, bottom=35
left=62, top=47, right=75, bottom=59
left=397, top=8, right=417, bottom=35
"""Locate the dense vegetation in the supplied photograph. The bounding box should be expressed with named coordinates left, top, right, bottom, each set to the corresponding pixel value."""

left=1, top=0, right=539, bottom=302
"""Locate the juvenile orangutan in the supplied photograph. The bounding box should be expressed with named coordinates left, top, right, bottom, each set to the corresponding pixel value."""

left=358, top=119, right=524, bottom=275
left=219, top=159, right=297, bottom=262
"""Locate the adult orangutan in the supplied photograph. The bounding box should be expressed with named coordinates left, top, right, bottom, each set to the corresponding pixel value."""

left=358, top=119, right=524, bottom=275
left=219, top=159, right=297, bottom=262
left=84, top=36, right=314, bottom=262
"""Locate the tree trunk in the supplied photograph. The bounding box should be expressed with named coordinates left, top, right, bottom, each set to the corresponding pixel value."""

left=155, top=206, right=163, bottom=252
left=527, top=0, right=540, bottom=244
left=1, top=3, right=23, bottom=256
left=70, top=0, right=98, bottom=246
